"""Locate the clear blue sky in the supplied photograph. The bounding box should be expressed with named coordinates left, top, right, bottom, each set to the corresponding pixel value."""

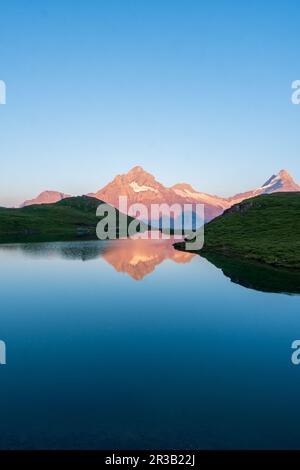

left=0, top=0, right=299, bottom=206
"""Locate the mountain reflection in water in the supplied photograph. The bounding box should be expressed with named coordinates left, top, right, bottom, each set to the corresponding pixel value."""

left=0, top=234, right=195, bottom=281
left=102, top=237, right=195, bottom=280
left=1, top=235, right=299, bottom=294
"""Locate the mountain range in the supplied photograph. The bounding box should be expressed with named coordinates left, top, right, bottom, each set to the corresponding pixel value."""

left=20, top=167, right=300, bottom=221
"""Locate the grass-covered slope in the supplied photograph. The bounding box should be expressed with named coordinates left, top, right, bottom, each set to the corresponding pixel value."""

left=175, top=192, right=300, bottom=270
left=0, top=196, right=138, bottom=243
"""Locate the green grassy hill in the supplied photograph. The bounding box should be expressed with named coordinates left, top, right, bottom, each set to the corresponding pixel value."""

left=0, top=196, right=140, bottom=243
left=175, top=192, right=300, bottom=270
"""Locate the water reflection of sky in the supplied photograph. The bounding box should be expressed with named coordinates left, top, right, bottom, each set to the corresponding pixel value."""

left=0, top=239, right=300, bottom=449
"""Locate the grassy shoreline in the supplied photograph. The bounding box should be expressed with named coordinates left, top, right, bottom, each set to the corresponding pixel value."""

left=174, top=192, right=300, bottom=271
left=0, top=196, right=142, bottom=244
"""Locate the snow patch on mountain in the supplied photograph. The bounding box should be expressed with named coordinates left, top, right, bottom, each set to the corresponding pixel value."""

left=129, top=182, right=158, bottom=193
left=172, top=186, right=230, bottom=209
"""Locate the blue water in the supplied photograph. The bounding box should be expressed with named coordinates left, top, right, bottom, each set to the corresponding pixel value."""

left=0, top=239, right=300, bottom=449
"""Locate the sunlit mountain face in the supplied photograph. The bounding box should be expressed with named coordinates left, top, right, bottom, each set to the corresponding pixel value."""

left=20, top=168, right=300, bottom=222
left=226, top=169, right=300, bottom=205
left=90, top=168, right=300, bottom=221
left=21, top=190, right=71, bottom=207
left=89, top=166, right=227, bottom=222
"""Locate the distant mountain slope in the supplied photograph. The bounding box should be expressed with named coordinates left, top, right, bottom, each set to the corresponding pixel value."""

left=21, top=190, right=71, bottom=207
left=0, top=196, right=139, bottom=243
left=89, top=167, right=300, bottom=222
left=89, top=166, right=230, bottom=221
left=228, top=169, right=300, bottom=205
left=174, top=192, right=300, bottom=270
left=19, top=168, right=300, bottom=223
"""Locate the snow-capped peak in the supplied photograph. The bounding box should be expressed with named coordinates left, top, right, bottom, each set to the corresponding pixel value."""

left=255, top=169, right=299, bottom=194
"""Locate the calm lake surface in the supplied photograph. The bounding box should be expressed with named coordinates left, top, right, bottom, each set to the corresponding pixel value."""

left=0, top=237, right=300, bottom=449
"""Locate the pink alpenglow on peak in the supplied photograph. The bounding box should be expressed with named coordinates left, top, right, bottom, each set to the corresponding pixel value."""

left=19, top=168, right=300, bottom=221
left=89, top=167, right=300, bottom=222
left=259, top=169, right=300, bottom=193
left=21, top=191, right=71, bottom=207
left=88, top=166, right=228, bottom=221
left=228, top=169, right=300, bottom=205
